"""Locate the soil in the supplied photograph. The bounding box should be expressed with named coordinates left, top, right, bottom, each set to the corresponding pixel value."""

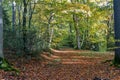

left=0, top=49, right=120, bottom=80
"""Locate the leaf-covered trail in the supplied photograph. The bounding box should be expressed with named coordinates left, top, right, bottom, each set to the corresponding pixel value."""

left=0, top=49, right=120, bottom=80
left=41, top=48, right=113, bottom=65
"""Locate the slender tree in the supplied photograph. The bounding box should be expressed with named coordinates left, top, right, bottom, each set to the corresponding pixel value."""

left=28, top=1, right=36, bottom=28
left=0, top=0, right=4, bottom=58
left=114, top=0, right=120, bottom=64
left=22, top=0, right=27, bottom=53
left=12, top=0, right=16, bottom=32
left=71, top=0, right=81, bottom=49
left=73, top=14, right=81, bottom=49
left=47, top=12, right=54, bottom=48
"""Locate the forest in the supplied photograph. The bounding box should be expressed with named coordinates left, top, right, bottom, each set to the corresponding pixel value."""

left=0, top=0, right=120, bottom=79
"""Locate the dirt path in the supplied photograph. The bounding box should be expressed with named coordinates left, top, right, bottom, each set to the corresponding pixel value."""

left=0, top=49, right=120, bottom=80
left=42, top=49, right=113, bottom=64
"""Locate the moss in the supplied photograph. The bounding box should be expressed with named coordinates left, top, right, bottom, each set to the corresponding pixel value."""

left=0, top=57, right=20, bottom=74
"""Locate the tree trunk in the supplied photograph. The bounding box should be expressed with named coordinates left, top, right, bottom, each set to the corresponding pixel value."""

left=17, top=5, right=21, bottom=28
left=47, top=12, right=54, bottom=48
left=69, top=23, right=72, bottom=39
left=114, top=0, right=120, bottom=64
left=106, top=14, right=113, bottom=49
left=12, top=1, right=16, bottom=32
left=69, top=23, right=72, bottom=33
left=49, top=27, right=54, bottom=47
left=73, top=14, right=81, bottom=49
left=22, top=0, right=27, bottom=53
left=28, top=1, right=36, bottom=28
left=0, top=0, right=4, bottom=58
left=28, top=2, right=32, bottom=28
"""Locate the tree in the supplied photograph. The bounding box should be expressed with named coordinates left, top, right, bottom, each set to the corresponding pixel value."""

left=28, top=1, right=36, bottom=28
left=114, top=0, right=120, bottom=64
left=12, top=1, right=16, bottom=32
left=2, top=0, right=114, bottom=56
left=0, top=0, right=4, bottom=58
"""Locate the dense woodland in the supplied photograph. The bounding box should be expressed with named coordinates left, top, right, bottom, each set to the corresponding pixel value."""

left=1, top=0, right=120, bottom=79
left=3, top=0, right=114, bottom=54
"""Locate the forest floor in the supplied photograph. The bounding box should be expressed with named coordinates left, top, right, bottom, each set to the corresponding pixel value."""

left=0, top=49, right=120, bottom=80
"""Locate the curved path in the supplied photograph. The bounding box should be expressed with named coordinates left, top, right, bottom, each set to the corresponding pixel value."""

left=41, top=48, right=112, bottom=65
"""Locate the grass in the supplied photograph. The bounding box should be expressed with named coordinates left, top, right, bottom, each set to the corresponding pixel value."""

left=77, top=51, right=114, bottom=58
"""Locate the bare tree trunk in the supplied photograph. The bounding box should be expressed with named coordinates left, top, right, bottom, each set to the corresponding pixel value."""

left=106, top=14, right=113, bottom=48
left=49, top=27, right=54, bottom=47
left=69, top=23, right=72, bottom=41
left=47, top=12, right=54, bottom=48
left=71, top=0, right=81, bottom=49
left=12, top=1, right=16, bottom=32
left=22, top=0, right=27, bottom=53
left=17, top=4, right=22, bottom=28
left=0, top=0, right=4, bottom=58
left=16, top=3, right=22, bottom=54
left=28, top=1, right=36, bottom=28
left=73, top=14, right=81, bottom=49
left=114, top=0, right=120, bottom=64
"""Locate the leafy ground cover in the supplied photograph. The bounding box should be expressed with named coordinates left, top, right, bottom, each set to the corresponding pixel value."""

left=0, top=49, right=120, bottom=80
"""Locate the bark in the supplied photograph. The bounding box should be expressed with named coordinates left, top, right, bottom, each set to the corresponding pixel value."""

left=73, top=14, right=81, bottom=49
left=69, top=23, right=72, bottom=40
left=0, top=0, right=4, bottom=58
left=17, top=4, right=22, bottom=28
left=106, top=14, right=113, bottom=48
left=28, top=1, right=36, bottom=28
left=114, top=0, right=120, bottom=64
left=71, top=0, right=81, bottom=49
left=12, top=1, right=16, bottom=32
left=22, top=0, right=27, bottom=53
left=47, top=12, right=54, bottom=48
left=49, top=27, right=54, bottom=47
left=16, top=3, right=22, bottom=53
left=23, top=0, right=27, bottom=27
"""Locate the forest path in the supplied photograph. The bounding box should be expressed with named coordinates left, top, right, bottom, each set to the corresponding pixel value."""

left=41, top=48, right=113, bottom=65
left=2, top=49, right=120, bottom=80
